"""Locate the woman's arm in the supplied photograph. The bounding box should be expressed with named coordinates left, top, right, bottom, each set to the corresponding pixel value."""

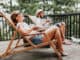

left=44, top=19, right=53, bottom=25
left=31, top=25, right=46, bottom=32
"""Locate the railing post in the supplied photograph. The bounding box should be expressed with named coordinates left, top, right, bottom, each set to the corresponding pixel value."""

left=79, top=14, right=80, bottom=38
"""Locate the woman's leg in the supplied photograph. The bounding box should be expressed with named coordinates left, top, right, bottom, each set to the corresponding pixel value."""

left=54, top=28, right=63, bottom=53
left=42, top=26, right=57, bottom=42
left=59, top=22, right=65, bottom=42
left=59, top=22, right=71, bottom=45
left=43, top=26, right=63, bottom=53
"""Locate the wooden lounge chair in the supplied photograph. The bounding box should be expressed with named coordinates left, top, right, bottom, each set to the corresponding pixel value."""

left=0, top=12, right=62, bottom=60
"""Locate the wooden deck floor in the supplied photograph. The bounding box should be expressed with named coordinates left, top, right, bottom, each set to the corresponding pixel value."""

left=0, top=40, right=80, bottom=60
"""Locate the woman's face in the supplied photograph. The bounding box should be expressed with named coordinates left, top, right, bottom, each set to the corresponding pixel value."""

left=16, top=13, right=24, bottom=22
left=40, top=11, right=44, bottom=17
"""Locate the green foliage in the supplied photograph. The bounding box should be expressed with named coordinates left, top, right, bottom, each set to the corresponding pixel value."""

left=16, top=0, right=76, bottom=14
left=17, top=0, right=40, bottom=15
left=54, top=0, right=75, bottom=6
left=0, top=0, right=76, bottom=14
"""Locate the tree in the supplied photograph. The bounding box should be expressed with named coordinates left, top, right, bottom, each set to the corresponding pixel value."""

left=17, top=0, right=76, bottom=14
left=0, top=0, right=76, bottom=14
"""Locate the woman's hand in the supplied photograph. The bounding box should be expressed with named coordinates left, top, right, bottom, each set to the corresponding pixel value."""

left=32, top=26, right=40, bottom=30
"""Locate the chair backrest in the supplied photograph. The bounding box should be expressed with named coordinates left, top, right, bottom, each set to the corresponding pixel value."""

left=0, top=12, right=22, bottom=36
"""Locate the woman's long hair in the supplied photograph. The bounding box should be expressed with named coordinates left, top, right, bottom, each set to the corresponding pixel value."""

left=11, top=13, right=20, bottom=25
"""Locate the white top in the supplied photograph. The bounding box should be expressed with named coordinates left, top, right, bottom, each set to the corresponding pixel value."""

left=31, top=16, right=52, bottom=28
left=16, top=22, right=30, bottom=32
left=16, top=22, right=40, bottom=34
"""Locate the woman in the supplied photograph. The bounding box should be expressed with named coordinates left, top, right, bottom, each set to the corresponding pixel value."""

left=10, top=11, right=67, bottom=56
left=31, top=9, right=71, bottom=45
